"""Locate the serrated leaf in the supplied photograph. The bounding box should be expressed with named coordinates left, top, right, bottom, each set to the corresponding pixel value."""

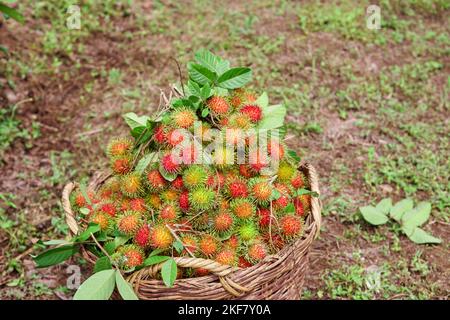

left=34, top=245, right=79, bottom=268
left=359, top=206, right=389, bottom=226
left=0, top=3, right=24, bottom=24
left=188, top=63, right=217, bottom=85
left=375, top=198, right=392, bottom=215
left=123, top=112, right=150, bottom=130
left=217, top=67, right=252, bottom=89
left=73, top=269, right=116, bottom=300
left=402, top=202, right=432, bottom=230
left=94, top=256, right=112, bottom=273
left=135, top=152, right=158, bottom=175
left=144, top=255, right=170, bottom=266
left=255, top=92, right=269, bottom=108
left=161, top=258, right=177, bottom=287
left=390, top=198, right=414, bottom=222
left=194, top=49, right=230, bottom=75
left=256, top=104, right=286, bottom=130
left=115, top=271, right=139, bottom=300
left=404, top=227, right=442, bottom=244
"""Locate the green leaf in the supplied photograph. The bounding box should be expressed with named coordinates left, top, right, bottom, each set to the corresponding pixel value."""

left=94, top=256, right=112, bottom=273
left=390, top=198, right=414, bottom=222
left=75, top=223, right=101, bottom=242
left=144, top=255, right=170, bottom=266
left=201, top=108, right=210, bottom=118
left=73, top=269, right=116, bottom=300
left=188, top=63, right=217, bottom=85
left=114, top=236, right=130, bottom=248
left=159, top=164, right=177, bottom=182
left=135, top=152, right=158, bottom=175
left=284, top=203, right=295, bottom=213
left=404, top=227, right=442, bottom=244
left=201, top=83, right=212, bottom=100
left=375, top=198, right=392, bottom=215
left=161, top=258, right=177, bottom=288
left=359, top=206, right=389, bottom=226
left=287, top=149, right=301, bottom=162
left=255, top=92, right=269, bottom=108
left=123, top=112, right=150, bottom=131
left=256, top=104, right=287, bottom=130
left=402, top=202, right=432, bottom=230
left=187, top=80, right=202, bottom=97
left=42, top=239, right=72, bottom=246
left=115, top=271, right=139, bottom=300
left=34, top=245, right=79, bottom=268
left=0, top=3, right=24, bottom=24
left=173, top=240, right=184, bottom=253
left=104, top=242, right=116, bottom=255
left=271, top=189, right=281, bottom=200
left=79, top=207, right=90, bottom=216
left=194, top=49, right=230, bottom=75
left=217, top=67, right=252, bottom=89
left=148, top=248, right=165, bottom=257
left=295, top=188, right=319, bottom=197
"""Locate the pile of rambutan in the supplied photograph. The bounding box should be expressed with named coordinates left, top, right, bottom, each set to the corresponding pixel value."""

left=69, top=50, right=315, bottom=281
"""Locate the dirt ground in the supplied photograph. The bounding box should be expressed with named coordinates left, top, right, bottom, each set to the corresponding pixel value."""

left=0, top=0, right=448, bottom=300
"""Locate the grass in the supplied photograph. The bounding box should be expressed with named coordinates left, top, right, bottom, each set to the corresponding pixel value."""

left=0, top=0, right=448, bottom=299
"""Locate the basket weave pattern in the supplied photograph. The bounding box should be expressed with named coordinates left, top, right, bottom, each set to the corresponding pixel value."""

left=62, top=162, right=321, bottom=300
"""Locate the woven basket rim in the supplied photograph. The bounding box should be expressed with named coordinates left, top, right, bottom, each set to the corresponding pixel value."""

left=61, top=161, right=322, bottom=299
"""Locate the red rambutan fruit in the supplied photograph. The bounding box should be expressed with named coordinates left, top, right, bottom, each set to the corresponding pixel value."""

left=248, top=150, right=269, bottom=173
left=280, top=215, right=303, bottom=238
left=249, top=178, right=272, bottom=205
left=146, top=169, right=166, bottom=191
left=158, top=203, right=179, bottom=221
left=149, top=225, right=174, bottom=249
left=199, top=235, right=218, bottom=256
left=230, top=199, right=256, bottom=219
left=207, top=96, right=230, bottom=115
left=119, top=245, right=144, bottom=269
left=226, top=178, right=249, bottom=198
left=179, top=190, right=190, bottom=212
left=215, top=248, right=236, bottom=266
left=129, top=198, right=146, bottom=212
left=238, top=256, right=253, bottom=268
left=257, top=208, right=272, bottom=228
left=167, top=128, right=185, bottom=147
left=161, top=153, right=181, bottom=174
left=240, top=105, right=262, bottom=123
left=239, top=164, right=254, bottom=178
left=107, top=137, right=133, bottom=158
left=117, top=211, right=142, bottom=236
left=171, top=176, right=184, bottom=189
left=134, top=224, right=151, bottom=248
left=99, top=203, right=116, bottom=217
left=293, top=197, right=305, bottom=216
left=111, top=156, right=132, bottom=175
left=224, top=234, right=240, bottom=250
left=291, top=173, right=306, bottom=189
left=247, top=242, right=267, bottom=263
left=153, top=125, right=167, bottom=145
left=213, top=211, right=234, bottom=233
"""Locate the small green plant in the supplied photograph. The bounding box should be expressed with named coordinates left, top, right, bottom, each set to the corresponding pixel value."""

left=359, top=198, right=441, bottom=244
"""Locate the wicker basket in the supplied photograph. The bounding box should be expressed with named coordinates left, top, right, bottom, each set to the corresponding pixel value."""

left=62, top=162, right=321, bottom=300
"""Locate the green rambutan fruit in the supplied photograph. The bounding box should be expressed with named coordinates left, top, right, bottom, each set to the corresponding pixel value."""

left=238, top=222, right=259, bottom=242
left=107, top=137, right=133, bottom=158
left=145, top=169, right=167, bottom=191
left=215, top=248, right=237, bottom=266
left=117, top=244, right=144, bottom=269
left=182, top=165, right=209, bottom=189
left=228, top=113, right=253, bottom=130
left=134, top=224, right=151, bottom=248
left=149, top=224, right=174, bottom=249
left=249, top=177, right=272, bottom=205
left=279, top=215, right=303, bottom=238
left=120, top=172, right=143, bottom=197
left=111, top=155, right=132, bottom=175
left=225, top=177, right=249, bottom=199
left=207, top=96, right=230, bottom=115
left=246, top=242, right=268, bottom=263
left=170, top=108, right=197, bottom=129
left=189, top=187, right=216, bottom=210
left=212, top=211, right=234, bottom=234
left=230, top=199, right=256, bottom=220
left=158, top=203, right=179, bottom=222
left=277, top=161, right=296, bottom=182
left=117, top=211, right=142, bottom=236
left=90, top=212, right=112, bottom=231
left=160, top=188, right=179, bottom=203
left=198, top=234, right=218, bottom=257
left=146, top=193, right=162, bottom=210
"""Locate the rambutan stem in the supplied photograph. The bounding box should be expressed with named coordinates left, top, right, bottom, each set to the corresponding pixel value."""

left=90, top=233, right=119, bottom=269
left=165, top=224, right=196, bottom=258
